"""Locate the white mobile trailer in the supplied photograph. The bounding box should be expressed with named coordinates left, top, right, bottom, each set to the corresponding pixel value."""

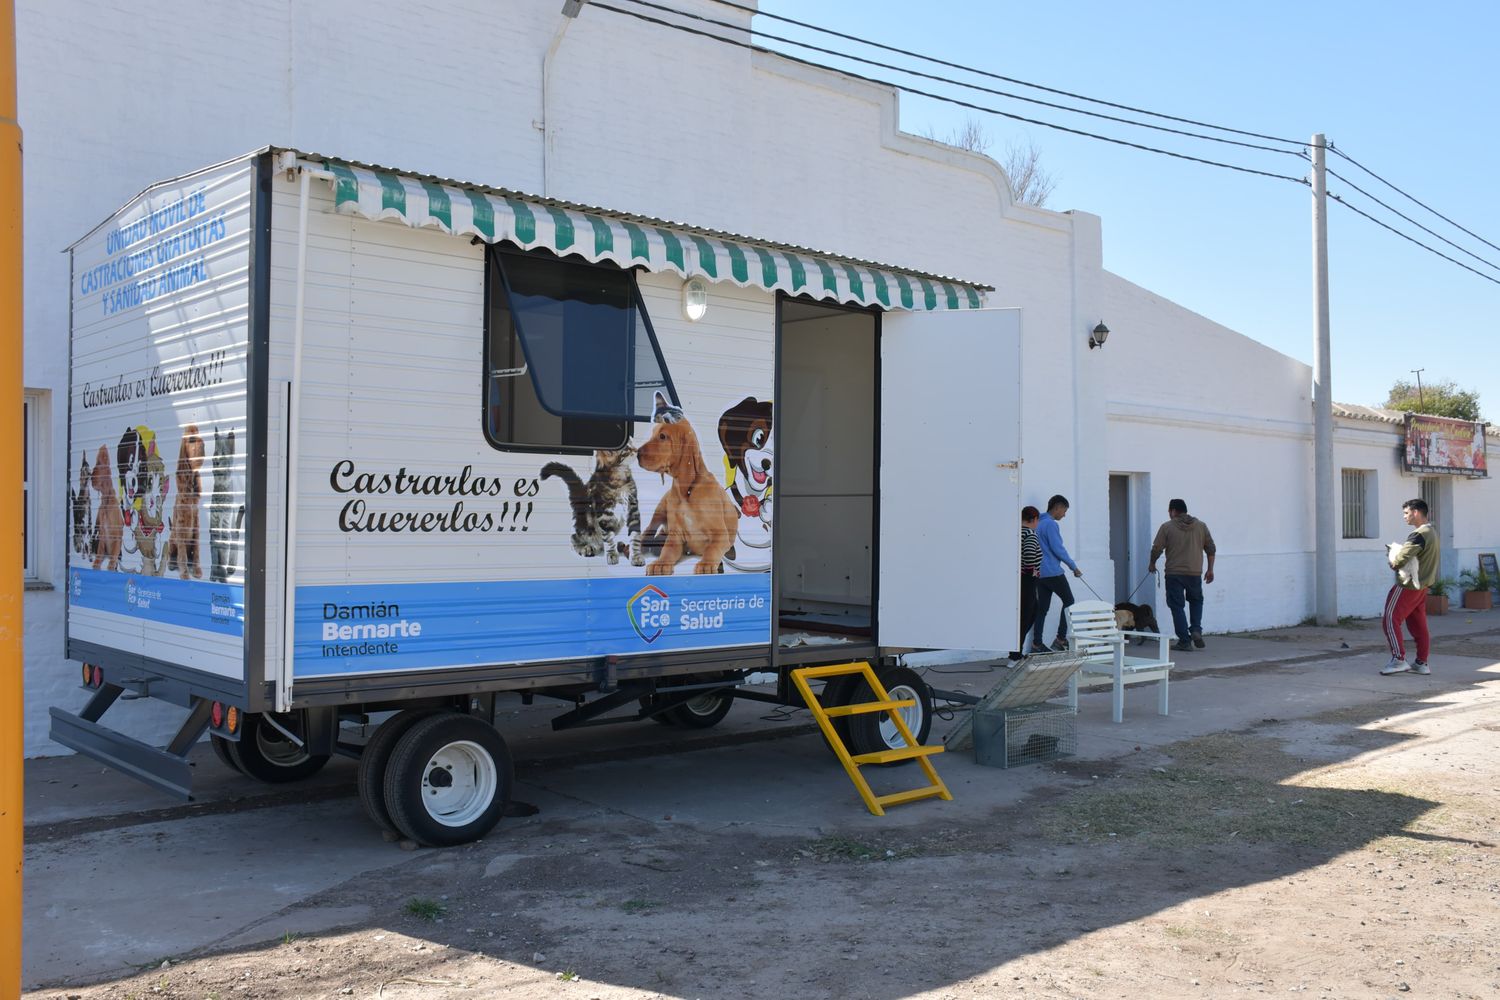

left=55, top=148, right=1022, bottom=845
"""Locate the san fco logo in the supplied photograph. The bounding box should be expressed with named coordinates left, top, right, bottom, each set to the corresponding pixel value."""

left=627, top=585, right=671, bottom=643
left=124, top=578, right=163, bottom=610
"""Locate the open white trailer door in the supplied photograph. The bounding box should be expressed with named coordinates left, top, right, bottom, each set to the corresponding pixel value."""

left=878, top=308, right=1022, bottom=651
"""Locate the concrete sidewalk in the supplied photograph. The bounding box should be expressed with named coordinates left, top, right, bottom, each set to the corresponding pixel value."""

left=22, top=609, right=1500, bottom=989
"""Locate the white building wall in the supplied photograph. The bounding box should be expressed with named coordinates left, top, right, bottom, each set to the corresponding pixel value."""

left=1101, top=272, right=1317, bottom=630
left=1334, top=420, right=1407, bottom=619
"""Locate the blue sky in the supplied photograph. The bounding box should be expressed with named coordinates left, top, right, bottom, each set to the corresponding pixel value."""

left=755, top=1, right=1499, bottom=419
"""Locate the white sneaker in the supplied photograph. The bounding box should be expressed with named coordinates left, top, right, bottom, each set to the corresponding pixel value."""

left=1410, top=661, right=1431, bottom=675
left=1380, top=657, right=1410, bottom=675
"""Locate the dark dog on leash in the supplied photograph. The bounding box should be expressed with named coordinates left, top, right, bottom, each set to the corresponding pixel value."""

left=1113, top=601, right=1161, bottom=645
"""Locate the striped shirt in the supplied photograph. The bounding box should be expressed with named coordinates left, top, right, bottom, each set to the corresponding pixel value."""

left=1021, top=526, right=1042, bottom=577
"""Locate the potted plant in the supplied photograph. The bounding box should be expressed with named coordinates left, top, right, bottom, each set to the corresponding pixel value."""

left=1426, top=577, right=1458, bottom=616
left=1459, top=568, right=1495, bottom=611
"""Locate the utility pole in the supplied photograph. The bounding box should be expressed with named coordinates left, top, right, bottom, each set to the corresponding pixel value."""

left=1311, top=133, right=1337, bottom=626
left=1, top=0, right=23, bottom=993
left=1411, top=368, right=1425, bottom=412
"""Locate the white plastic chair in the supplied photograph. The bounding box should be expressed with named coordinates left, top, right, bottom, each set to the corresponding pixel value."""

left=1064, top=600, right=1172, bottom=723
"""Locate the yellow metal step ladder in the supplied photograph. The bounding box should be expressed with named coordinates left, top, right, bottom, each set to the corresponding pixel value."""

left=791, top=662, right=952, bottom=816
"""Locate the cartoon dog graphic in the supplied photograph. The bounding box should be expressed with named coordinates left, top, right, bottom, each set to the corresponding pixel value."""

left=71, top=451, right=96, bottom=558
left=636, top=411, right=737, bottom=575
left=118, top=426, right=169, bottom=576
left=166, top=425, right=206, bottom=579
left=208, top=428, right=244, bottom=583
left=639, top=391, right=687, bottom=559
left=717, top=396, right=773, bottom=572
left=90, top=445, right=123, bottom=571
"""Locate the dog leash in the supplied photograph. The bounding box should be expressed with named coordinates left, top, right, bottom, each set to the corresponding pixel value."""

left=1075, top=574, right=1108, bottom=602
left=1077, top=569, right=1156, bottom=604
left=1124, top=570, right=1157, bottom=601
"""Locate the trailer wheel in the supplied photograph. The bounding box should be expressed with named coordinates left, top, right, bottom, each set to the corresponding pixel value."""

left=357, top=710, right=438, bottom=838
left=383, top=713, right=513, bottom=848
left=209, top=735, right=242, bottom=774
left=667, top=689, right=734, bottom=729
left=224, top=713, right=331, bottom=783
left=816, top=675, right=859, bottom=749
left=845, top=666, right=933, bottom=765
left=638, top=695, right=677, bottom=726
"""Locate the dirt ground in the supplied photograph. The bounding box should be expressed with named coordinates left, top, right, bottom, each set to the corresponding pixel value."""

left=27, top=639, right=1500, bottom=1000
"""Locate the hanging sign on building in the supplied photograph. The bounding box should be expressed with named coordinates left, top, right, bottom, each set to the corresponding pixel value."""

left=1403, top=414, right=1489, bottom=477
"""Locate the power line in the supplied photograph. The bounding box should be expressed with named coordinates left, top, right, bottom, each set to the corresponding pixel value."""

left=1327, top=166, right=1500, bottom=276
left=1328, top=193, right=1500, bottom=287
left=710, top=0, right=1308, bottom=149
left=591, top=2, right=1310, bottom=186
left=617, top=0, right=1305, bottom=159
left=1329, top=143, right=1500, bottom=257
left=730, top=0, right=1500, bottom=283
left=596, top=1, right=1500, bottom=290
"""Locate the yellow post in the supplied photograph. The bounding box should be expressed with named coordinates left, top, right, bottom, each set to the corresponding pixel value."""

left=0, top=0, right=23, bottom=996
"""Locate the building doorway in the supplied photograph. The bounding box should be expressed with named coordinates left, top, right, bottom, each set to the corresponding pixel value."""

left=1109, top=472, right=1155, bottom=611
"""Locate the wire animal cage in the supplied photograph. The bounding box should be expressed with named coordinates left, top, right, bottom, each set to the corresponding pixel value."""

left=972, top=702, right=1077, bottom=769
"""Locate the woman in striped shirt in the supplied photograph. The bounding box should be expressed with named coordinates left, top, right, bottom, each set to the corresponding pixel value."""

left=1013, top=506, right=1043, bottom=660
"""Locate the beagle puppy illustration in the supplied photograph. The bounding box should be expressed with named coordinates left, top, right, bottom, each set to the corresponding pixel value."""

left=717, top=396, right=773, bottom=572
left=118, top=426, right=169, bottom=576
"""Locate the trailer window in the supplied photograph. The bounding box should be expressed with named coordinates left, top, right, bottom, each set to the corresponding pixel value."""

left=485, top=247, right=676, bottom=452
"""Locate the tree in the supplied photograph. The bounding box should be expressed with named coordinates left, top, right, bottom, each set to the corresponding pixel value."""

left=1383, top=379, right=1482, bottom=422
left=999, top=139, right=1057, bottom=208
left=920, top=119, right=1057, bottom=207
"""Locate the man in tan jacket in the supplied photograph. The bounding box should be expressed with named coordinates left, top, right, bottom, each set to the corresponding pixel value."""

left=1148, top=499, right=1216, bottom=653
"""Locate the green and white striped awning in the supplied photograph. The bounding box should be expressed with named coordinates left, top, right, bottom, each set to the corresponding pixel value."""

left=324, top=161, right=988, bottom=312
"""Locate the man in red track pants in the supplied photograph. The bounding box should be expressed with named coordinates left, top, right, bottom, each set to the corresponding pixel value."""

left=1380, top=498, right=1440, bottom=676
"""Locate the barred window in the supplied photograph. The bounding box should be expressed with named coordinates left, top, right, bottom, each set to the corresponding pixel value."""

left=1419, top=476, right=1441, bottom=531
left=1341, top=468, right=1372, bottom=539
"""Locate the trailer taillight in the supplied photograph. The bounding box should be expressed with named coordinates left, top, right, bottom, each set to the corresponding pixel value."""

left=225, top=706, right=240, bottom=734
left=81, top=663, right=90, bottom=686
left=210, top=701, right=224, bottom=728
left=82, top=664, right=103, bottom=689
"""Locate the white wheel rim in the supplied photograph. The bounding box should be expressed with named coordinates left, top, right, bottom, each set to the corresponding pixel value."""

left=256, top=724, right=311, bottom=768
left=879, top=684, right=924, bottom=748
left=421, top=740, right=499, bottom=828
left=682, top=693, right=725, bottom=717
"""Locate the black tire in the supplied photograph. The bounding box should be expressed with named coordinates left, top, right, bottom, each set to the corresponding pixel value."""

left=818, top=674, right=859, bottom=749
left=209, top=734, right=242, bottom=774
left=357, top=710, right=439, bottom=838
left=383, top=713, right=513, bottom=848
left=223, top=713, right=332, bottom=783
left=667, top=688, right=735, bottom=729
left=845, top=666, right=933, bottom=766
left=638, top=695, right=678, bottom=726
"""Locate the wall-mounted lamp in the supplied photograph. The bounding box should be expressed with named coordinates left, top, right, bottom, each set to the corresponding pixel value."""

left=1088, top=321, right=1110, bottom=350
left=682, top=276, right=709, bottom=322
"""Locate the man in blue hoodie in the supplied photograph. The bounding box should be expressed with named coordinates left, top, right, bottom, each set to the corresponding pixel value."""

left=1031, top=494, right=1083, bottom=652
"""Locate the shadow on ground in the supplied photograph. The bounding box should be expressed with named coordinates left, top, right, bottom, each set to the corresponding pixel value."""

left=24, top=626, right=1500, bottom=998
